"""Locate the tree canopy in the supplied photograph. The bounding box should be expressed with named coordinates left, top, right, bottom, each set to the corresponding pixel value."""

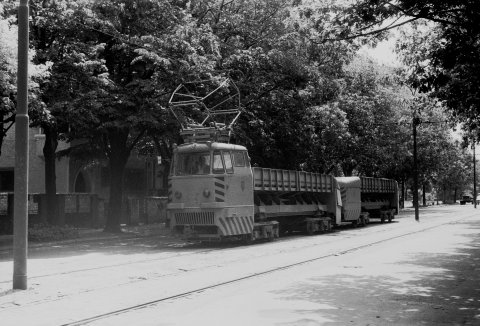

left=2, top=0, right=475, bottom=230
left=0, top=3, right=48, bottom=155
left=0, top=13, right=17, bottom=154
left=334, top=0, right=480, bottom=141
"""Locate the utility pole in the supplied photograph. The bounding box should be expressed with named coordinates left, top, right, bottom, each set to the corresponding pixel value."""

left=412, top=114, right=420, bottom=221
left=13, top=0, right=29, bottom=290
left=474, top=144, right=477, bottom=209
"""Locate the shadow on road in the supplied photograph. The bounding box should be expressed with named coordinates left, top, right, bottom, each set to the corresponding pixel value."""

left=271, top=219, right=480, bottom=325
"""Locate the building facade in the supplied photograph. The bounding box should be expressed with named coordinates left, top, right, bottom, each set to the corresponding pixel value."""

left=0, top=126, right=167, bottom=230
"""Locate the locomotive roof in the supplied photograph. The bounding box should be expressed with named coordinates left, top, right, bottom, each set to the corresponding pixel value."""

left=176, top=142, right=247, bottom=153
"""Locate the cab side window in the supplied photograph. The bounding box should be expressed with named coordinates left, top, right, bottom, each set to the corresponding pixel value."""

left=213, top=151, right=224, bottom=174
left=223, top=151, right=234, bottom=174
left=233, top=151, right=246, bottom=167
left=245, top=152, right=251, bottom=167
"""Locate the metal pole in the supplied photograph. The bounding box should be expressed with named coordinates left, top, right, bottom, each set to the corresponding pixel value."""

left=13, top=0, right=29, bottom=290
left=474, top=144, right=477, bottom=209
left=413, top=115, right=419, bottom=221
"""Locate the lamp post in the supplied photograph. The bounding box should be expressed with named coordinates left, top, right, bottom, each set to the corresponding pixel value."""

left=412, top=114, right=420, bottom=221
left=13, top=0, right=29, bottom=290
left=474, top=144, right=477, bottom=209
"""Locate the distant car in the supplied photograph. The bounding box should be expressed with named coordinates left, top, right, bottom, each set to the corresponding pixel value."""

left=460, top=195, right=473, bottom=205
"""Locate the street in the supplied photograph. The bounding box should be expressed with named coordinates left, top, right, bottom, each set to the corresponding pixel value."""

left=1, top=205, right=479, bottom=325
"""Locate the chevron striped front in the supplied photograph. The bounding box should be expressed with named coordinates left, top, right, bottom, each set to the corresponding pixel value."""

left=218, top=215, right=254, bottom=236
left=344, top=207, right=361, bottom=220
left=214, top=176, right=226, bottom=202
left=340, top=187, right=347, bottom=204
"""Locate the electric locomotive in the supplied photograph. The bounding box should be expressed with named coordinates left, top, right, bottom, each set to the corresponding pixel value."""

left=167, top=127, right=257, bottom=241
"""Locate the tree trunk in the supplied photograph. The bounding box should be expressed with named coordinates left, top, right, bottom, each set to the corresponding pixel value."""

left=422, top=183, right=426, bottom=206
left=153, top=137, right=172, bottom=196
left=342, top=164, right=355, bottom=177
left=104, top=129, right=130, bottom=233
left=0, top=115, right=16, bottom=156
left=43, top=125, right=59, bottom=225
left=162, top=161, right=170, bottom=194
left=0, top=121, right=4, bottom=156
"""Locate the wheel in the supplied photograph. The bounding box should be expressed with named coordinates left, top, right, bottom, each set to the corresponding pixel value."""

left=242, top=233, right=255, bottom=245
left=387, top=213, right=392, bottom=223
left=327, top=221, right=332, bottom=232
left=267, top=229, right=276, bottom=241
left=273, top=225, right=280, bottom=238
left=307, top=223, right=315, bottom=235
left=317, top=222, right=323, bottom=233
left=360, top=216, right=366, bottom=227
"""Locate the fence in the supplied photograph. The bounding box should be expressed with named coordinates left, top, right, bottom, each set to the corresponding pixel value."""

left=0, top=193, right=100, bottom=234
left=0, top=194, right=169, bottom=235
left=122, top=196, right=168, bottom=225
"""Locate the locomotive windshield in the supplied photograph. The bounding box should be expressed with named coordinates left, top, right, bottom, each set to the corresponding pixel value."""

left=176, top=152, right=211, bottom=175
left=214, top=151, right=233, bottom=174
left=174, top=150, right=250, bottom=176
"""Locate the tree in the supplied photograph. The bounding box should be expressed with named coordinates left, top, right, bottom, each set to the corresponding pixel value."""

left=1, top=2, right=48, bottom=158
left=28, top=0, right=222, bottom=232
left=433, top=140, right=472, bottom=203
left=189, top=0, right=357, bottom=171
left=320, top=0, right=479, bottom=197
left=0, top=11, right=17, bottom=156
left=414, top=103, right=453, bottom=204
left=322, top=55, right=410, bottom=177
left=304, top=103, right=349, bottom=175
left=27, top=0, right=75, bottom=224
left=332, top=1, right=480, bottom=141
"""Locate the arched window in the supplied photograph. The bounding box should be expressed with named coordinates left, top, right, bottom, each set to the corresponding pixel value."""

left=74, top=172, right=90, bottom=192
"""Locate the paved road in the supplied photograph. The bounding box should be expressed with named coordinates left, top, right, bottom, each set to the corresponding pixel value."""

left=0, top=205, right=479, bottom=325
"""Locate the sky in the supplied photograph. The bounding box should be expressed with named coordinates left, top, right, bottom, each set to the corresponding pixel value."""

left=359, top=38, right=401, bottom=67
left=359, top=39, right=480, bottom=156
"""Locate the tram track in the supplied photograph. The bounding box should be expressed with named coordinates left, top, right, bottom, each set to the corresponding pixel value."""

left=0, top=233, right=176, bottom=256
left=59, top=212, right=475, bottom=326
left=0, top=248, right=219, bottom=285
left=0, top=219, right=401, bottom=285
